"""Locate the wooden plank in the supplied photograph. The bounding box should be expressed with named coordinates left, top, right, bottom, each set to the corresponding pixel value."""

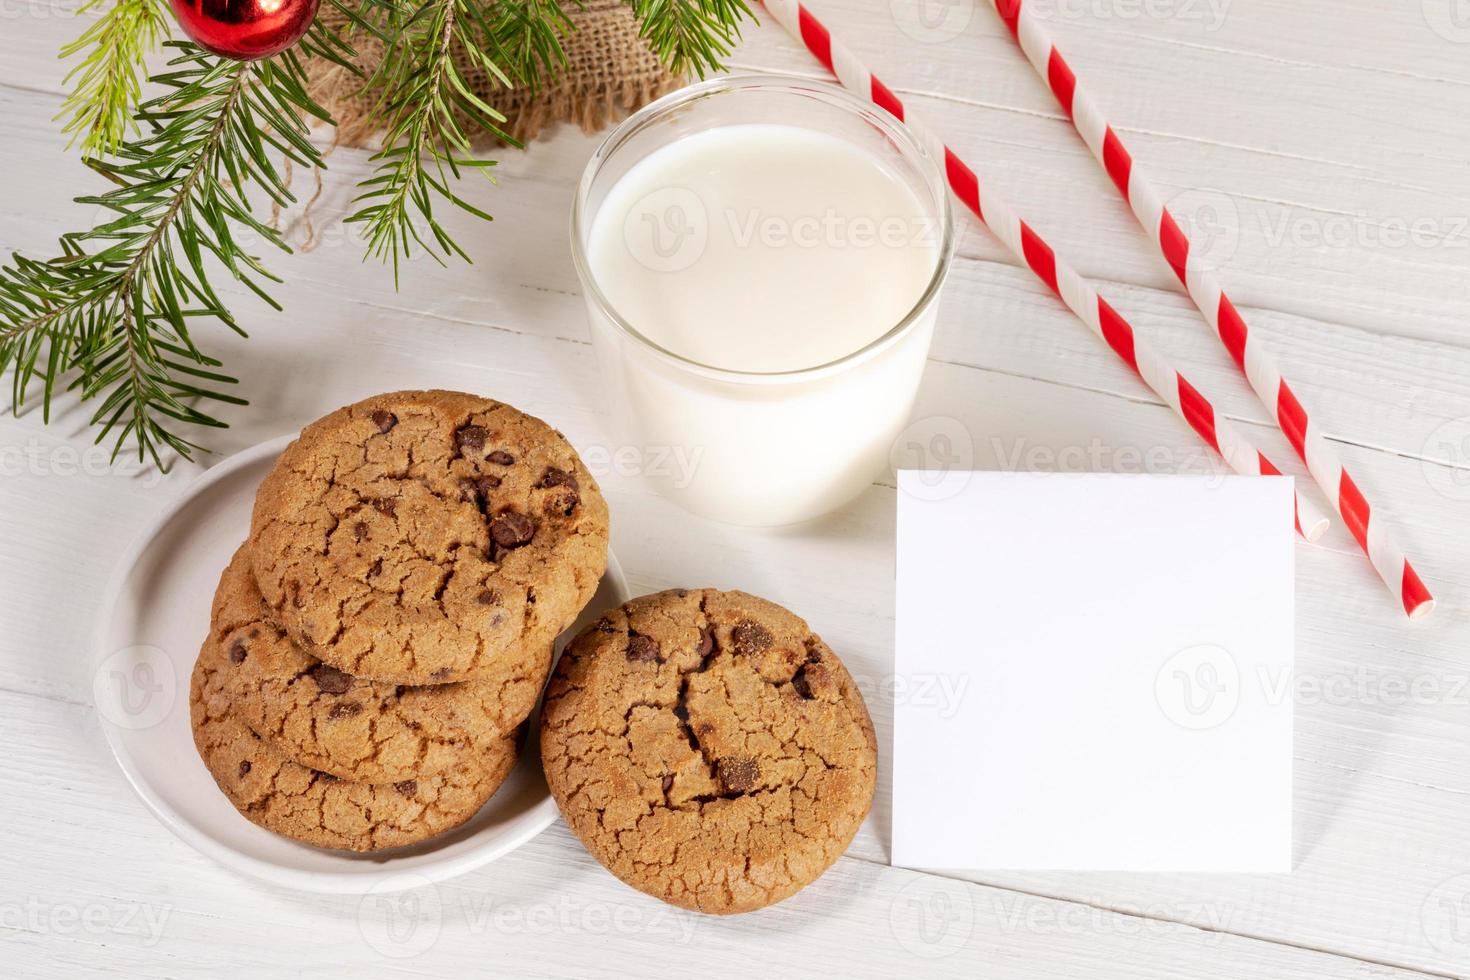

left=0, top=690, right=1446, bottom=980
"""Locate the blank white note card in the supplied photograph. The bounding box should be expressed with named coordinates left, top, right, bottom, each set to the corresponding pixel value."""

left=893, top=472, right=1294, bottom=872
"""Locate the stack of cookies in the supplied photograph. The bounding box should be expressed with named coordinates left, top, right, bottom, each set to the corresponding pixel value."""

left=190, top=390, right=609, bottom=851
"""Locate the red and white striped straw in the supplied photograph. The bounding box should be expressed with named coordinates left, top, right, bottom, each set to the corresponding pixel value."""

left=760, top=0, right=1330, bottom=542
left=990, top=0, right=1433, bottom=618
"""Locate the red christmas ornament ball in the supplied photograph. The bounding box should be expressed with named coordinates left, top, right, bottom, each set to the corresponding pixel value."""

left=169, top=0, right=320, bottom=61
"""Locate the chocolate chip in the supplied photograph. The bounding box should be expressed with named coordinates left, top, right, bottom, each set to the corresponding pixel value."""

left=460, top=475, right=502, bottom=509
left=487, top=450, right=515, bottom=465
left=394, top=780, right=418, bottom=797
left=661, top=775, right=674, bottom=793
left=792, top=668, right=813, bottom=700
left=307, top=664, right=352, bottom=695
left=626, top=634, right=661, bottom=663
left=455, top=424, right=487, bottom=455
left=353, top=521, right=369, bottom=542
left=238, top=761, right=252, bottom=778
left=477, top=589, right=501, bottom=605
left=730, top=620, right=773, bottom=656
left=370, top=409, right=397, bottom=434
left=489, top=512, right=535, bottom=549
left=696, top=627, right=715, bottom=658
left=371, top=497, right=396, bottom=517
left=328, top=701, right=363, bottom=720
left=717, top=756, right=760, bottom=794
left=539, top=467, right=579, bottom=491
left=227, top=637, right=248, bottom=664
left=542, top=490, right=580, bottom=517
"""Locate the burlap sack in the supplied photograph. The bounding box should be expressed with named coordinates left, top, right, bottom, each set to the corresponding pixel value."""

left=305, top=1, right=682, bottom=147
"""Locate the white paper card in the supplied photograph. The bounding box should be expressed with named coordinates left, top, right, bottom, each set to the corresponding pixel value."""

left=893, top=472, right=1294, bottom=872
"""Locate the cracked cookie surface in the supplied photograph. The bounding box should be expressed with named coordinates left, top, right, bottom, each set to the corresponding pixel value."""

left=540, top=589, right=877, bottom=914
left=248, top=390, right=609, bottom=684
left=191, top=627, right=519, bottom=852
left=210, top=543, right=547, bottom=782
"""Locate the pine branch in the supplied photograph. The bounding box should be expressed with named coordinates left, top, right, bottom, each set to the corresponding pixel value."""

left=0, top=43, right=335, bottom=467
left=488, top=0, right=577, bottom=93
left=56, top=0, right=171, bottom=156
left=22, top=0, right=755, bottom=467
left=343, top=0, right=750, bottom=280
left=626, top=0, right=749, bottom=78
left=344, top=0, right=511, bottom=282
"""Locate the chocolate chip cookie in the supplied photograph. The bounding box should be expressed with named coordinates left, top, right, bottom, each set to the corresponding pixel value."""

left=191, top=624, right=518, bottom=852
left=248, top=390, right=609, bottom=684
left=540, top=589, right=877, bottom=914
left=210, top=543, right=547, bottom=782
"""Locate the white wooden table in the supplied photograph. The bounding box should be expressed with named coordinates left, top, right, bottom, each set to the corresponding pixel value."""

left=3, top=1, right=1469, bottom=976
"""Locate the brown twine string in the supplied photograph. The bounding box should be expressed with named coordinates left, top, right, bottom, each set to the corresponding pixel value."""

left=266, top=149, right=329, bottom=252
left=268, top=157, right=292, bottom=232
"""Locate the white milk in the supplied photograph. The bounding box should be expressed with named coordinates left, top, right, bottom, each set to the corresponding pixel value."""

left=579, top=120, right=949, bottom=526
left=587, top=124, right=939, bottom=373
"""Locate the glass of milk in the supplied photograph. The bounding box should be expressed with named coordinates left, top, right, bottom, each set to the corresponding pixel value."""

left=571, top=75, right=954, bottom=526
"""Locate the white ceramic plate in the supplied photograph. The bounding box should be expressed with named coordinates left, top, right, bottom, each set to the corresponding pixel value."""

left=94, top=433, right=628, bottom=894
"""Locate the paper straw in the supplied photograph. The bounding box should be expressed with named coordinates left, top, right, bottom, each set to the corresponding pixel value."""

left=760, top=0, right=1330, bottom=542
left=990, top=0, right=1432, bottom=618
